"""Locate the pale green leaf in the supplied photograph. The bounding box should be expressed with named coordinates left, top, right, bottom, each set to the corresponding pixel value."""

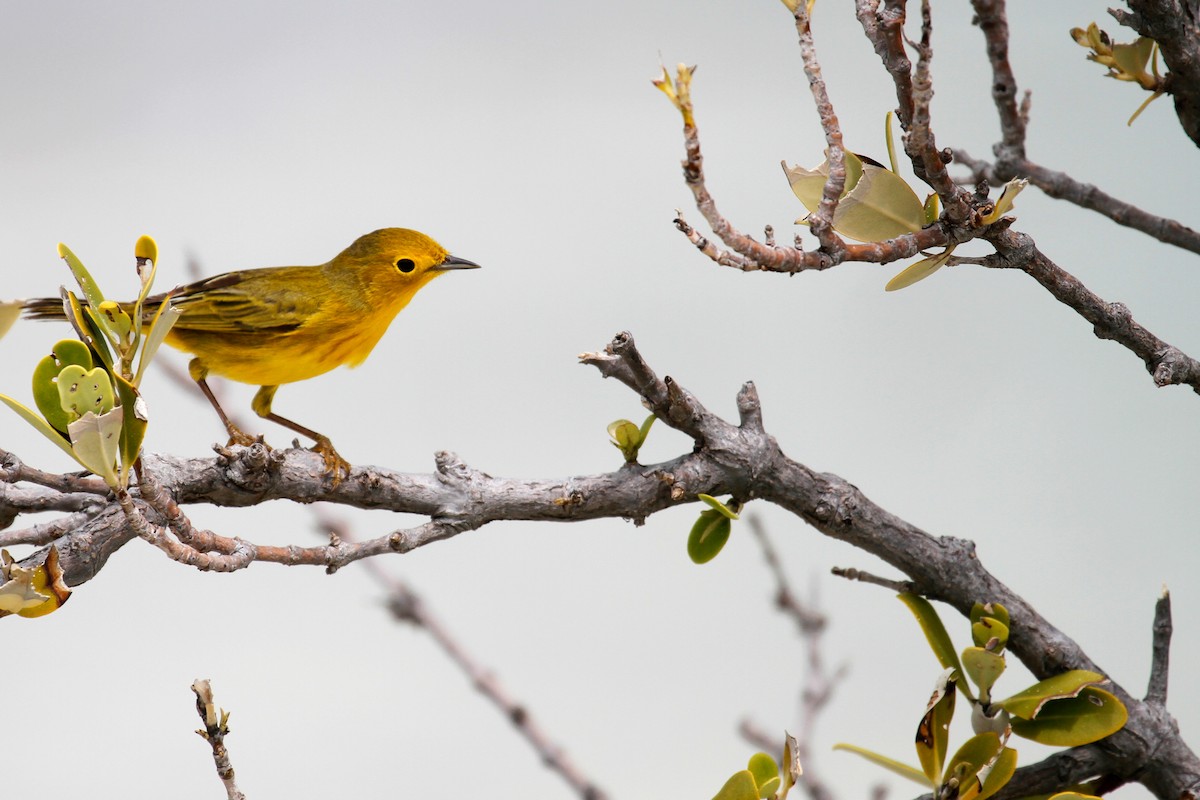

left=832, top=743, right=933, bottom=787
left=0, top=393, right=83, bottom=465
left=67, top=407, right=123, bottom=486
left=1008, top=687, right=1127, bottom=746
left=885, top=246, right=956, bottom=292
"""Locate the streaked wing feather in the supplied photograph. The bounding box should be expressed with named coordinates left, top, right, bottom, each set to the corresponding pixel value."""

left=168, top=268, right=325, bottom=333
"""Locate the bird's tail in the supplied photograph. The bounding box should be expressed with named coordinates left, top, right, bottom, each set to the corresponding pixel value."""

left=20, top=296, right=69, bottom=322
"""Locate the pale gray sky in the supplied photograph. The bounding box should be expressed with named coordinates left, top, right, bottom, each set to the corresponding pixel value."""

left=2, top=2, right=1196, bottom=798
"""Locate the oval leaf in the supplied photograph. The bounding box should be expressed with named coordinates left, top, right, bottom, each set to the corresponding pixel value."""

left=712, top=770, right=759, bottom=800
left=997, top=670, right=1107, bottom=720
left=747, top=752, right=779, bottom=798
left=1008, top=687, right=1127, bottom=746
left=32, top=339, right=94, bottom=434
left=688, top=510, right=731, bottom=564
left=885, top=246, right=956, bottom=292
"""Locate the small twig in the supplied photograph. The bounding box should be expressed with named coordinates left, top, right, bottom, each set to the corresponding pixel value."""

left=316, top=513, right=610, bottom=800
left=1146, top=588, right=1172, bottom=705
left=953, top=149, right=1200, bottom=257
left=192, top=679, right=246, bottom=800
left=830, top=566, right=912, bottom=593
left=0, top=510, right=97, bottom=547
left=0, top=448, right=111, bottom=496
left=746, top=515, right=845, bottom=800
left=970, top=0, right=1027, bottom=158
left=981, top=226, right=1200, bottom=393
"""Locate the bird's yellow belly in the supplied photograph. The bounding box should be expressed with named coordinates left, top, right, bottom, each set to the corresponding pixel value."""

left=166, top=316, right=392, bottom=387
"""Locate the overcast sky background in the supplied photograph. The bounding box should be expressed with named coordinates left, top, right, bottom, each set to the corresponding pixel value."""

left=2, top=2, right=1197, bottom=798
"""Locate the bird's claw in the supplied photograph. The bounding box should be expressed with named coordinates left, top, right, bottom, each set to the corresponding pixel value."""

left=311, top=437, right=352, bottom=485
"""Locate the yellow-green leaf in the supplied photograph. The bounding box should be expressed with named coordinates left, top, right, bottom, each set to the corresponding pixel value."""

left=747, top=752, right=780, bottom=799
left=980, top=178, right=1028, bottom=225
left=832, top=743, right=933, bottom=787
left=897, top=593, right=963, bottom=674
left=783, top=152, right=925, bottom=242
left=971, top=617, right=1009, bottom=651
left=688, top=509, right=732, bottom=564
left=32, top=339, right=94, bottom=435
left=970, top=602, right=1010, bottom=629
left=885, top=246, right=956, bottom=292
left=1008, top=687, right=1127, bottom=746
left=712, top=770, right=760, bottom=800
left=962, top=647, right=1006, bottom=699
left=996, top=670, right=1107, bottom=720
left=0, top=393, right=82, bottom=464
left=916, top=668, right=957, bottom=783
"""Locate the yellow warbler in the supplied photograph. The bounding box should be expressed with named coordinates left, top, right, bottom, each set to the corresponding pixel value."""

left=23, top=228, right=479, bottom=477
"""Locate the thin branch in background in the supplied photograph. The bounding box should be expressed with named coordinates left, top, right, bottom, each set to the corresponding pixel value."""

left=316, top=512, right=610, bottom=800
left=744, top=515, right=847, bottom=800
left=191, top=679, right=246, bottom=800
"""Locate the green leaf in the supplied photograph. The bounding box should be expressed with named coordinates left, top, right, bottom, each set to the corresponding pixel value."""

left=996, top=670, right=1107, bottom=720
left=885, top=245, right=956, bottom=292
left=0, top=393, right=82, bottom=465
left=971, top=617, right=1009, bottom=650
left=1111, top=36, right=1155, bottom=81
left=747, top=752, right=780, bottom=798
left=970, top=602, right=1010, bottom=629
left=688, top=509, right=732, bottom=564
left=832, top=743, right=933, bottom=787
left=67, top=407, right=123, bottom=487
left=113, top=371, right=147, bottom=483
left=961, top=647, right=1006, bottom=699
left=32, top=339, right=94, bottom=434
left=916, top=669, right=957, bottom=783
left=56, top=364, right=116, bottom=420
left=56, top=242, right=107, bottom=318
left=897, top=593, right=963, bottom=675
left=945, top=734, right=1017, bottom=800
left=697, top=493, right=740, bottom=520
left=783, top=152, right=925, bottom=242
left=607, top=418, right=642, bottom=461
left=712, top=770, right=760, bottom=800
left=1008, top=687, right=1127, bottom=746
left=980, top=178, right=1029, bottom=225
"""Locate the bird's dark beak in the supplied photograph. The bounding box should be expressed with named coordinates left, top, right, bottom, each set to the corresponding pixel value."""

left=438, top=254, right=481, bottom=270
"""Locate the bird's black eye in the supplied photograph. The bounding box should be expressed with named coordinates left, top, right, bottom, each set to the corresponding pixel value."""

left=395, top=258, right=416, bottom=273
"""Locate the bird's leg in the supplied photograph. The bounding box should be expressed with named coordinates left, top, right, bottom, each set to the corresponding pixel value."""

left=188, top=358, right=262, bottom=447
left=250, top=385, right=351, bottom=483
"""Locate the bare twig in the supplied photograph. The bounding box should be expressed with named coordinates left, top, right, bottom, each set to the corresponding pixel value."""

left=953, top=149, right=1200, bottom=257
left=745, top=516, right=845, bottom=800
left=830, top=566, right=912, bottom=593
left=317, top=514, right=609, bottom=800
left=1146, top=588, right=1172, bottom=706
left=970, top=0, right=1027, bottom=158
left=192, top=679, right=246, bottom=800
left=980, top=226, right=1200, bottom=393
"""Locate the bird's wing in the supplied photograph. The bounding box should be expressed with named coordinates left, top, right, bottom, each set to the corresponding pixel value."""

left=164, top=267, right=327, bottom=333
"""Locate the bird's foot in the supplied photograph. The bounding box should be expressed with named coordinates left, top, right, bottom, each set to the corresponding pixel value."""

left=311, top=436, right=352, bottom=486
left=225, top=425, right=268, bottom=450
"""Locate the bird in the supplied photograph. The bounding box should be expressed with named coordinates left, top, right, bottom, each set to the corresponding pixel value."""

left=22, top=228, right=480, bottom=479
